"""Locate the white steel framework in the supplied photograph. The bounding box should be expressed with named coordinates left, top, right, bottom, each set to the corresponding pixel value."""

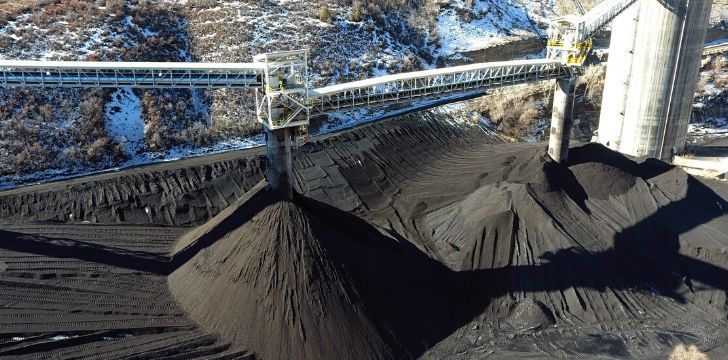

left=579, top=0, right=639, bottom=42
left=0, top=60, right=264, bottom=88
left=547, top=0, right=638, bottom=66
left=0, top=56, right=570, bottom=129
left=253, top=50, right=310, bottom=131
left=308, top=59, right=568, bottom=113
left=0, top=36, right=723, bottom=126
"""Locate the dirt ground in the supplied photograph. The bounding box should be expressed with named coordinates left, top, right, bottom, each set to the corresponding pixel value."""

left=0, top=113, right=727, bottom=359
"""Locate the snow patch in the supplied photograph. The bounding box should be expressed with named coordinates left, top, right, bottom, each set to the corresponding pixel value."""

left=105, top=88, right=145, bottom=156
left=435, top=0, right=544, bottom=56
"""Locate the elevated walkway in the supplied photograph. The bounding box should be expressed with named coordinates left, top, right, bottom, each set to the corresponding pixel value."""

left=308, top=59, right=567, bottom=114
left=0, top=60, right=264, bottom=88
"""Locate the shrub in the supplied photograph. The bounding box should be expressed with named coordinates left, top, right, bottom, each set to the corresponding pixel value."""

left=85, top=137, right=113, bottom=163
left=668, top=344, right=708, bottom=360
left=106, top=0, right=125, bottom=21
left=715, top=75, right=728, bottom=89
left=713, top=55, right=727, bottom=73
left=13, top=141, right=52, bottom=174
left=351, top=0, right=362, bottom=22
left=319, top=4, right=331, bottom=23
left=576, top=65, right=606, bottom=106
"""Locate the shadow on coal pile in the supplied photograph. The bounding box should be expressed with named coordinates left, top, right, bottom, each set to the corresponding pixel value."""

left=0, top=229, right=169, bottom=273
left=567, top=144, right=728, bottom=301
left=303, top=194, right=728, bottom=358
left=0, top=183, right=278, bottom=276
left=1, top=144, right=726, bottom=359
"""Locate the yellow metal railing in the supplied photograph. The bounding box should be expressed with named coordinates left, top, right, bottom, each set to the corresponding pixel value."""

left=549, top=38, right=592, bottom=66
left=567, top=55, right=588, bottom=65
left=265, top=83, right=288, bottom=93
left=575, top=39, right=593, bottom=52
left=547, top=40, right=564, bottom=47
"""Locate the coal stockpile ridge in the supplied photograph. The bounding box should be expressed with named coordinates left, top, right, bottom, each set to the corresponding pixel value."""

left=168, top=182, right=399, bottom=360
left=324, top=127, right=728, bottom=358
left=0, top=153, right=266, bottom=226
left=1, top=113, right=728, bottom=359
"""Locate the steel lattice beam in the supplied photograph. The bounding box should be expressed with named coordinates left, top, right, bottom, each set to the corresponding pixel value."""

left=0, top=58, right=570, bottom=118
left=0, top=60, right=265, bottom=88
left=308, top=59, right=569, bottom=113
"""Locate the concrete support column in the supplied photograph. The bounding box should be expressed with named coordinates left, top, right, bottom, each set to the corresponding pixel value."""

left=597, top=0, right=713, bottom=160
left=548, top=77, right=576, bottom=163
left=597, top=4, right=640, bottom=151
left=266, top=128, right=293, bottom=198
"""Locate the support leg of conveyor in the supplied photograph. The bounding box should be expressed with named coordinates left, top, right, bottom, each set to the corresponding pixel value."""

left=548, top=77, right=576, bottom=164
left=266, top=128, right=294, bottom=198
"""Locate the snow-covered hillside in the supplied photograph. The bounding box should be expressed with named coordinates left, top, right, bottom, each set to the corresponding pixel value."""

left=0, top=0, right=728, bottom=188
left=0, top=0, right=559, bottom=186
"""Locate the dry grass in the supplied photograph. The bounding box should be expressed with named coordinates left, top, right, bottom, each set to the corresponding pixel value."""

left=467, top=64, right=607, bottom=141
left=553, top=0, right=601, bottom=15
left=473, top=82, right=553, bottom=139
left=0, top=0, right=57, bottom=27
left=669, top=344, right=710, bottom=360
left=576, top=64, right=606, bottom=105
left=0, top=0, right=57, bottom=14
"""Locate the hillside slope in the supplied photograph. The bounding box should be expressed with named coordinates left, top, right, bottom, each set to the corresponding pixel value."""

left=0, top=0, right=727, bottom=185
left=0, top=0, right=551, bottom=183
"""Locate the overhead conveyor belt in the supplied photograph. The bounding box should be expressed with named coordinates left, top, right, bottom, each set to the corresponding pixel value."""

left=578, top=0, right=638, bottom=42
left=1, top=38, right=726, bottom=122
left=547, top=0, right=638, bottom=65
left=307, top=59, right=569, bottom=113
left=0, top=60, right=265, bottom=88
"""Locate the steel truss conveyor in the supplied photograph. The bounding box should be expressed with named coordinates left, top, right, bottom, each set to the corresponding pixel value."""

left=1, top=37, right=726, bottom=130
left=0, top=56, right=570, bottom=130
left=308, top=59, right=568, bottom=114
left=0, top=60, right=265, bottom=88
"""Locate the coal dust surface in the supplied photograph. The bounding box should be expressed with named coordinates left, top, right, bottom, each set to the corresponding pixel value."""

left=0, top=113, right=727, bottom=359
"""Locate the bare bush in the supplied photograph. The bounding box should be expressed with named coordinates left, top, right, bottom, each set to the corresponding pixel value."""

left=351, top=0, right=362, bottom=22
left=576, top=65, right=606, bottom=106
left=715, top=75, right=728, bottom=89
left=320, top=4, right=331, bottom=22
left=84, top=137, right=123, bottom=163
left=474, top=82, right=552, bottom=140
left=13, top=141, right=52, bottom=174
left=668, top=344, right=709, bottom=360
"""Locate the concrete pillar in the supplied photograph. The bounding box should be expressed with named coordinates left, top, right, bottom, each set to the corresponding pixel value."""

left=597, top=0, right=713, bottom=160
left=548, top=77, right=576, bottom=163
left=266, top=128, right=293, bottom=198
left=597, top=4, right=640, bottom=151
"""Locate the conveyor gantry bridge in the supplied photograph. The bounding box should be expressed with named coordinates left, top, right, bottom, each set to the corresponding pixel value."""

left=0, top=55, right=569, bottom=131
left=0, top=0, right=713, bottom=133
left=546, top=0, right=638, bottom=65
left=0, top=0, right=725, bottom=195
left=0, top=52, right=571, bottom=197
left=0, top=0, right=643, bottom=132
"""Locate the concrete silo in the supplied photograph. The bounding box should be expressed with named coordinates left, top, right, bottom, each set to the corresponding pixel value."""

left=597, top=0, right=713, bottom=159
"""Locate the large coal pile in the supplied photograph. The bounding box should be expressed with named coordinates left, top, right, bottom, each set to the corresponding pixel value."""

left=168, top=179, right=473, bottom=359
left=168, top=182, right=394, bottom=360
left=328, top=130, right=728, bottom=358
left=4, top=114, right=728, bottom=359
left=168, top=124, right=728, bottom=359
